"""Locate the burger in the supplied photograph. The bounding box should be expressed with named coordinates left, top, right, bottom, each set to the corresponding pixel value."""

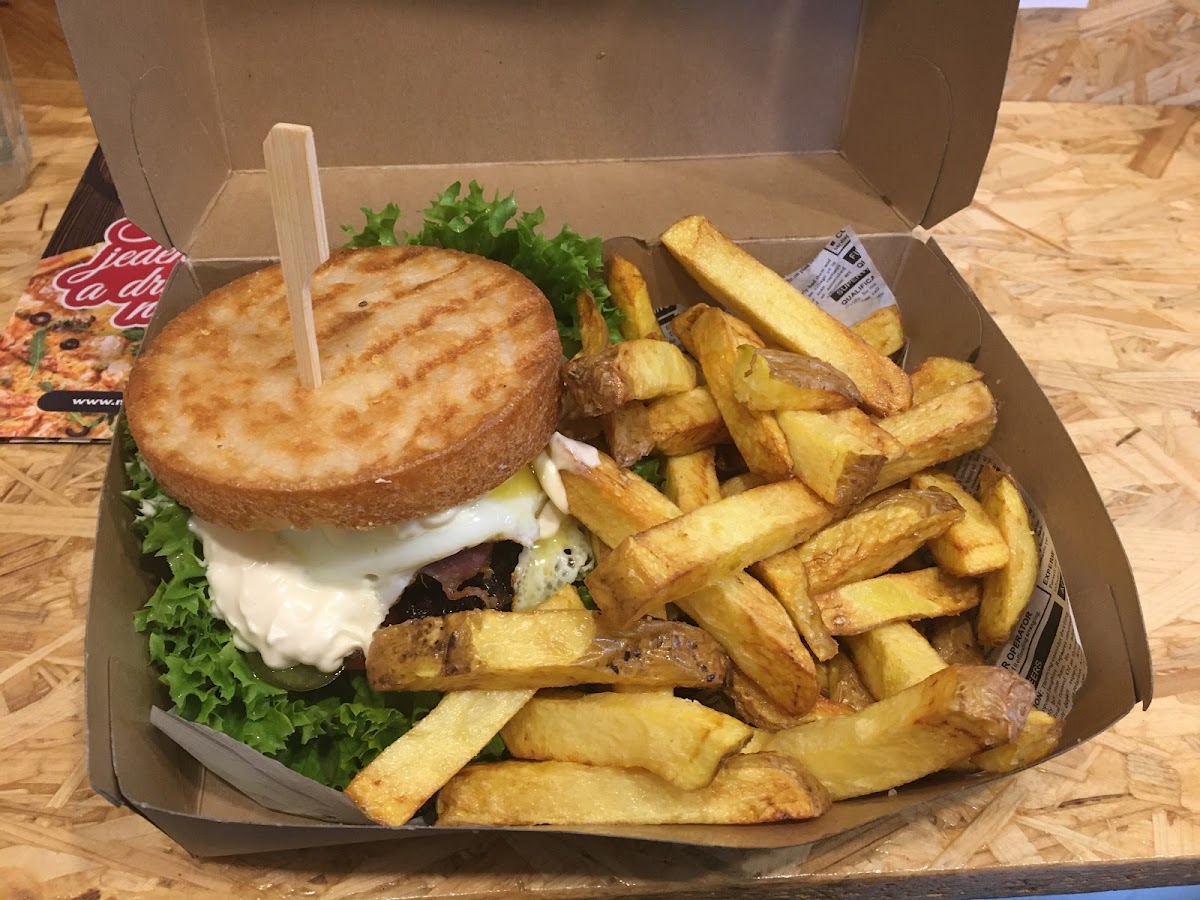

left=124, top=186, right=615, bottom=788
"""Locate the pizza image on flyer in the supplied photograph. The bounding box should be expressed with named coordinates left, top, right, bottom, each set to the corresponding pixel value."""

left=0, top=218, right=183, bottom=442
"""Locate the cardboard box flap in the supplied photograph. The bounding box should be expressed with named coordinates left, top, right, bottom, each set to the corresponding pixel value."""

left=59, top=0, right=1015, bottom=259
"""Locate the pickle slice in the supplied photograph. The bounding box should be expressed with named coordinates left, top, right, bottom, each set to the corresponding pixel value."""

left=246, top=652, right=342, bottom=692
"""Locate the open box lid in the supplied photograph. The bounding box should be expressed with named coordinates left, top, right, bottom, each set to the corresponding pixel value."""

left=58, top=0, right=1017, bottom=262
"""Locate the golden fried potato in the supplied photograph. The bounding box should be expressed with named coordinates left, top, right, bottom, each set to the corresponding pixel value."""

left=501, top=692, right=752, bottom=789
left=686, top=307, right=793, bottom=478
left=764, top=665, right=1034, bottom=800
left=777, top=410, right=887, bottom=508
left=815, top=568, right=981, bottom=635
left=728, top=668, right=854, bottom=731
left=607, top=253, right=666, bottom=341
left=817, top=652, right=876, bottom=711
left=732, top=346, right=861, bottom=412
left=436, top=752, right=831, bottom=826
left=719, top=472, right=771, bottom=497
left=926, top=614, right=987, bottom=666
left=563, top=339, right=697, bottom=417
left=603, top=401, right=655, bottom=468
left=873, top=381, right=997, bottom=490
left=850, top=306, right=905, bottom=357
left=661, top=215, right=912, bottom=416
left=347, top=688, right=533, bottom=825
left=800, top=487, right=964, bottom=593
left=971, top=710, right=1063, bottom=773
left=844, top=621, right=948, bottom=701
left=538, top=584, right=587, bottom=611
left=645, top=386, right=730, bottom=456
left=751, top=549, right=840, bottom=662
left=559, top=448, right=680, bottom=548
left=586, top=479, right=832, bottom=624
left=909, top=356, right=983, bottom=407
left=911, top=470, right=1010, bottom=576
left=663, top=447, right=721, bottom=512
left=977, top=467, right=1039, bottom=648
left=367, top=610, right=729, bottom=692
left=574, top=290, right=611, bottom=358
left=827, top=408, right=905, bottom=461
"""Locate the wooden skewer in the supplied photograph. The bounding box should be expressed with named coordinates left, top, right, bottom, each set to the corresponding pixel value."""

left=264, top=123, right=329, bottom=389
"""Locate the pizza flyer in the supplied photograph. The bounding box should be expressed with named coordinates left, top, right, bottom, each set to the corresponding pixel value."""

left=0, top=149, right=184, bottom=442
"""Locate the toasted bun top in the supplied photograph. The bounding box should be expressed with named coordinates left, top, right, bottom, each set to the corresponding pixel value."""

left=126, top=246, right=562, bottom=530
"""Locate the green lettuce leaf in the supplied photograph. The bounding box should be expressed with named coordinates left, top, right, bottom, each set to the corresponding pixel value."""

left=125, top=432, right=467, bottom=790
left=341, top=181, right=621, bottom=357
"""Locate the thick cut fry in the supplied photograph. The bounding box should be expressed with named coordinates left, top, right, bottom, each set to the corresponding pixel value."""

left=563, top=339, right=697, bottom=417
left=751, top=549, right=840, bottom=662
left=764, top=665, right=1034, bottom=800
left=827, top=408, right=905, bottom=460
left=800, top=488, right=964, bottom=593
left=661, top=215, right=912, bottom=415
left=874, top=381, right=998, bottom=490
left=587, top=479, right=832, bottom=624
left=977, top=467, right=1039, bottom=647
left=910, top=471, right=1010, bottom=575
left=670, top=302, right=760, bottom=350
left=663, top=447, right=721, bottom=512
left=645, top=386, right=730, bottom=456
left=561, top=449, right=819, bottom=714
left=850, top=306, right=905, bottom=357
left=909, top=356, right=983, bottom=407
left=607, top=254, right=665, bottom=341
left=686, top=308, right=794, bottom=478
left=539, top=584, right=587, bottom=611
left=815, top=568, right=981, bottom=636
left=844, top=622, right=948, bottom=701
left=927, top=614, right=987, bottom=666
left=501, top=692, right=752, bottom=790
left=719, top=472, right=770, bottom=497
left=346, top=689, right=533, bottom=825
left=971, top=710, right=1063, bottom=773
left=437, top=752, right=831, bottom=826
left=728, top=668, right=854, bottom=731
left=732, top=346, right=861, bottom=412
left=574, top=290, right=611, bottom=358
left=367, top=610, right=729, bottom=692
left=818, top=653, right=875, bottom=711
left=603, top=401, right=654, bottom=467
left=777, top=410, right=887, bottom=508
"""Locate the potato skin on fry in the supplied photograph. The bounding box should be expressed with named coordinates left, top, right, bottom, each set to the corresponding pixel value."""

left=436, top=752, right=831, bottom=826
left=911, top=470, right=1010, bottom=576
left=732, top=346, right=861, bottom=412
left=563, top=339, right=697, bottom=417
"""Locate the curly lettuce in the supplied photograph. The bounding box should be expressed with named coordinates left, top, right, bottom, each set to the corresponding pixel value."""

left=125, top=436, right=451, bottom=790
left=342, top=181, right=621, bottom=357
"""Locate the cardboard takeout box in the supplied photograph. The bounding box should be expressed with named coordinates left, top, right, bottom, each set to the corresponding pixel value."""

left=60, top=0, right=1151, bottom=857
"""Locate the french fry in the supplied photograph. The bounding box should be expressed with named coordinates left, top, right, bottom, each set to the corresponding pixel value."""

left=777, top=410, right=887, bottom=508
left=501, top=692, right=752, bottom=790
left=909, top=356, right=983, bottom=407
left=563, top=339, right=697, bottom=417
left=686, top=307, right=794, bottom=478
left=751, top=549, right=840, bottom=662
left=800, top=488, right=964, bottom=593
left=645, top=386, right=730, bottom=456
left=436, top=752, right=831, bottom=826
left=971, top=710, right=1063, bottom=773
left=670, top=302, right=760, bottom=350
left=977, top=467, right=1039, bottom=648
left=764, top=665, right=1034, bottom=800
left=850, top=306, right=905, bottom=357
left=367, top=610, right=729, bottom=692
left=603, top=401, right=655, bottom=467
left=873, top=380, right=998, bottom=490
left=911, top=470, right=1010, bottom=575
left=926, top=614, right=987, bottom=666
left=663, top=447, right=721, bottom=512
left=732, top=346, right=861, bottom=412
left=661, top=215, right=912, bottom=415
left=562, top=450, right=820, bottom=714
left=728, top=668, right=854, bottom=731
left=586, top=479, right=832, bottom=623
left=607, top=253, right=666, bottom=341
left=346, top=688, right=533, bottom=825
left=844, top=621, right=948, bottom=701
left=719, top=471, right=771, bottom=498
left=827, top=408, right=905, bottom=461
left=815, top=568, right=981, bottom=636
left=818, top=653, right=875, bottom=711
left=574, top=290, right=611, bottom=358
left=538, top=584, right=587, bottom=611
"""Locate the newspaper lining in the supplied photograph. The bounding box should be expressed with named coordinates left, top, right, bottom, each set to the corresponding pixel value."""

left=785, top=226, right=897, bottom=326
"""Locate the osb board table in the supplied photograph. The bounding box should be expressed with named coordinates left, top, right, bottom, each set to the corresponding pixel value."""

left=0, top=83, right=1198, bottom=898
